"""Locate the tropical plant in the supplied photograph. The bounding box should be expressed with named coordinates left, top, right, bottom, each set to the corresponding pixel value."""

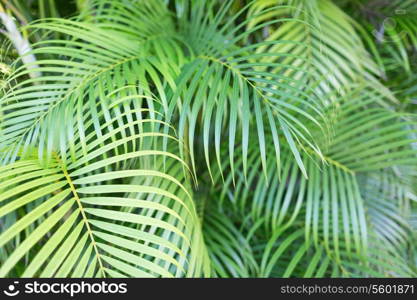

left=0, top=0, right=416, bottom=278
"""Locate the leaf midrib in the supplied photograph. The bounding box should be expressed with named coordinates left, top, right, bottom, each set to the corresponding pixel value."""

left=53, top=152, right=106, bottom=278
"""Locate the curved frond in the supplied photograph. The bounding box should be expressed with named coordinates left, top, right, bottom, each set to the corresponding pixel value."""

left=0, top=90, right=209, bottom=277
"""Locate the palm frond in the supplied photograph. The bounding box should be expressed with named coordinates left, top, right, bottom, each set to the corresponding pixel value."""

left=0, top=89, right=209, bottom=277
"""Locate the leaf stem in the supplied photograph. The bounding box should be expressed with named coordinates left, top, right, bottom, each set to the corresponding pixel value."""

left=53, top=152, right=106, bottom=278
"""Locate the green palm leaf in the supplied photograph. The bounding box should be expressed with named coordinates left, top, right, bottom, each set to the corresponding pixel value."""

left=0, top=89, right=209, bottom=277
left=1, top=0, right=417, bottom=278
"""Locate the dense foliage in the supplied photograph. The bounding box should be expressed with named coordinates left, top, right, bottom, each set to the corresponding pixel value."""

left=0, top=0, right=416, bottom=277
